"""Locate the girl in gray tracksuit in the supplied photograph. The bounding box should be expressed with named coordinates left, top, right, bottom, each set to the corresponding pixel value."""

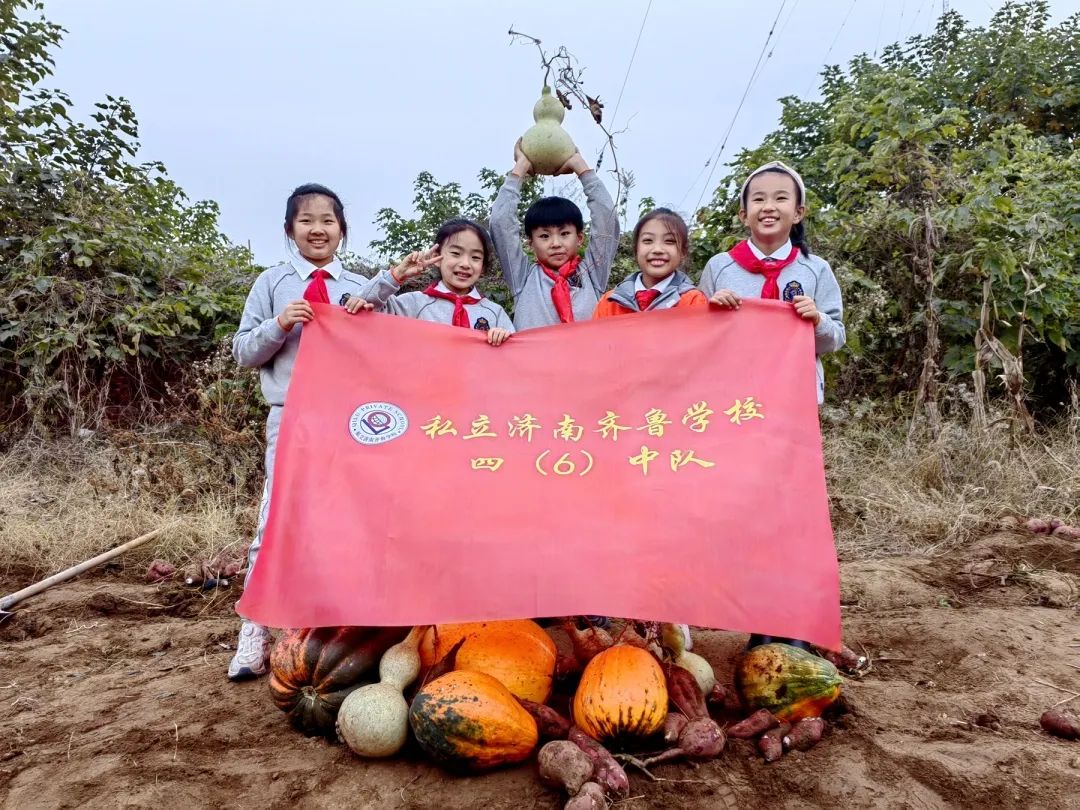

left=347, top=219, right=514, bottom=346
left=700, top=161, right=845, bottom=653
left=228, top=183, right=398, bottom=681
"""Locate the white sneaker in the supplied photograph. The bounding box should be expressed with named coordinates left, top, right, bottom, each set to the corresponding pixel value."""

left=227, top=621, right=271, bottom=681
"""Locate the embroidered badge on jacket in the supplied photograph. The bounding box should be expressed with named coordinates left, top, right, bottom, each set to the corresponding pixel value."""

left=783, top=280, right=804, bottom=302
left=473, top=317, right=491, bottom=331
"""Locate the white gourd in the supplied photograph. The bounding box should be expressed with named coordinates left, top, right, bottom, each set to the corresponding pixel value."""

left=520, top=86, right=577, bottom=175
left=336, top=625, right=427, bottom=758
left=676, top=650, right=717, bottom=696
left=661, top=623, right=716, bottom=696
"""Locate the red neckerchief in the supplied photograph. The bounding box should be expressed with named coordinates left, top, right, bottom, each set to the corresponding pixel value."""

left=634, top=288, right=661, bottom=311
left=423, top=283, right=480, bottom=328
left=729, top=240, right=800, bottom=299
left=303, top=268, right=331, bottom=304
left=540, top=255, right=581, bottom=323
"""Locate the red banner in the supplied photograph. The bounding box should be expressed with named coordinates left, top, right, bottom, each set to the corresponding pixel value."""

left=237, top=301, right=841, bottom=650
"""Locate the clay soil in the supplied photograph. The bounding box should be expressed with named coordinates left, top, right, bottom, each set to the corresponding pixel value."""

left=2, top=529, right=1078, bottom=809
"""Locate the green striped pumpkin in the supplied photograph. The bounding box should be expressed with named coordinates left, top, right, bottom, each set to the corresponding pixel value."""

left=736, top=643, right=842, bottom=721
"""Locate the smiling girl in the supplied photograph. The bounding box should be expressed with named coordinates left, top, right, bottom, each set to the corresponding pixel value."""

left=698, top=161, right=845, bottom=405
left=590, top=207, right=701, bottom=648
left=593, top=207, right=706, bottom=317
left=228, top=183, right=402, bottom=680
left=347, top=219, right=513, bottom=345
left=699, top=161, right=845, bottom=653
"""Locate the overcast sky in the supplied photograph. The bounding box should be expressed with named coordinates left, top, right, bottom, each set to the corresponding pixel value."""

left=43, top=0, right=1079, bottom=266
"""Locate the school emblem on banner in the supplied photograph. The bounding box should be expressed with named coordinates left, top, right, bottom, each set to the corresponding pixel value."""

left=349, top=402, right=408, bottom=445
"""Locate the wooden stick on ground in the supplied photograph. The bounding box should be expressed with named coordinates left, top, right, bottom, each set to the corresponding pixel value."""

left=0, top=523, right=178, bottom=614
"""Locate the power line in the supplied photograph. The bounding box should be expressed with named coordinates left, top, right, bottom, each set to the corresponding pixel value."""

left=773, top=0, right=801, bottom=50
left=874, top=0, right=887, bottom=55
left=679, top=0, right=790, bottom=213
left=908, top=0, right=933, bottom=37
left=803, top=0, right=858, bottom=97
left=610, top=0, right=653, bottom=127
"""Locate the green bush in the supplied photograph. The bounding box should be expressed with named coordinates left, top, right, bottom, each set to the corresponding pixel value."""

left=692, top=1, right=1080, bottom=419
left=1, top=0, right=257, bottom=434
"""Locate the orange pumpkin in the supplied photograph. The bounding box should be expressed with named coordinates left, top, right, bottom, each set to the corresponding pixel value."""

left=572, top=645, right=668, bottom=747
left=409, top=670, right=539, bottom=771
left=420, top=620, right=557, bottom=703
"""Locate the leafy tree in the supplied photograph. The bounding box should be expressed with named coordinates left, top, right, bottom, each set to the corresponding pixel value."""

left=694, top=1, right=1079, bottom=427
left=1, top=0, right=256, bottom=433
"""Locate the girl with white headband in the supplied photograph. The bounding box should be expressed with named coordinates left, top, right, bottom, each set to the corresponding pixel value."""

left=698, top=161, right=846, bottom=652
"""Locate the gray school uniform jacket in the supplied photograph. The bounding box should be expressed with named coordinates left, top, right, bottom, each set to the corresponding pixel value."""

left=698, top=250, right=846, bottom=404
left=489, top=171, right=620, bottom=330
left=382, top=284, right=515, bottom=334
left=232, top=262, right=399, bottom=406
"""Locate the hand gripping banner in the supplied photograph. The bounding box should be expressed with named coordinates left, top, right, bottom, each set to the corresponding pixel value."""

left=237, top=301, right=841, bottom=650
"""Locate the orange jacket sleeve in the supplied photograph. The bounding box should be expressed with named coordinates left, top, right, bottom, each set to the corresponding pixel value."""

left=677, top=289, right=709, bottom=309
left=593, top=291, right=632, bottom=319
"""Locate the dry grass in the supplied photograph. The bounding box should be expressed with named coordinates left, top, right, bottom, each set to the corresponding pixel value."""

left=826, top=406, right=1080, bottom=559
left=0, top=428, right=261, bottom=579
left=1, top=403, right=1077, bottom=580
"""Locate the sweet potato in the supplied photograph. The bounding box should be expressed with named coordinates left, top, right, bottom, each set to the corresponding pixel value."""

left=757, top=723, right=791, bottom=763
left=519, top=699, right=571, bottom=740
left=568, top=726, right=630, bottom=799
left=145, top=560, right=175, bottom=583
left=678, top=717, right=726, bottom=761
left=1040, top=709, right=1080, bottom=740
left=664, top=662, right=709, bottom=720
left=1025, top=517, right=1051, bottom=533
left=555, top=652, right=583, bottom=680
left=538, top=740, right=594, bottom=796
left=642, top=716, right=727, bottom=768
left=181, top=563, right=203, bottom=586
left=707, top=681, right=746, bottom=711
left=707, top=682, right=730, bottom=706
left=1051, top=524, right=1080, bottom=541
left=783, top=717, right=825, bottom=751
left=814, top=644, right=866, bottom=673
left=728, top=709, right=780, bottom=739
left=562, top=621, right=613, bottom=665
left=721, top=687, right=745, bottom=714
left=564, top=782, right=606, bottom=810
left=662, top=712, right=688, bottom=745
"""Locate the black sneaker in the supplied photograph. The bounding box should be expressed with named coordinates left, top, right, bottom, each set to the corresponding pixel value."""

left=747, top=634, right=812, bottom=652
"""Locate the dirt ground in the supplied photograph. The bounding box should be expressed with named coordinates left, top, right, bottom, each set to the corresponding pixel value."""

left=2, top=528, right=1078, bottom=810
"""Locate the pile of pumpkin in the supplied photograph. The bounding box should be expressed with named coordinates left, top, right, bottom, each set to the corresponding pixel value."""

left=267, top=619, right=844, bottom=808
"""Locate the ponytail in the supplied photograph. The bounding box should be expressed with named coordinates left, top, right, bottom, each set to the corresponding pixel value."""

left=790, top=220, right=810, bottom=257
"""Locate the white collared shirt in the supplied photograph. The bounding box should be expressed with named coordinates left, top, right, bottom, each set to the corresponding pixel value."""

left=633, top=272, right=674, bottom=295
left=747, top=239, right=793, bottom=261
left=433, top=280, right=479, bottom=298
left=289, top=252, right=344, bottom=281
